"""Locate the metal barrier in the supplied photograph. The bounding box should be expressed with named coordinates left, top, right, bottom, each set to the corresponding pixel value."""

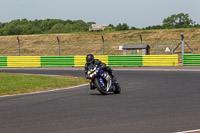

left=0, top=57, right=7, bottom=67
left=108, top=55, right=142, bottom=66
left=41, top=56, right=74, bottom=67
left=143, top=55, right=178, bottom=66
left=183, top=54, right=200, bottom=66
left=0, top=55, right=179, bottom=67
left=74, top=56, right=108, bottom=67
left=7, top=56, right=40, bottom=67
left=74, top=56, right=86, bottom=67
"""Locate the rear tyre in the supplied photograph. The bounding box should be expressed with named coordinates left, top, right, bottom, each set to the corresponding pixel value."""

left=94, top=78, right=108, bottom=95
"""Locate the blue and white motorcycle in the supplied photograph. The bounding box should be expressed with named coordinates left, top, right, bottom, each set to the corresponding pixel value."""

left=87, top=64, right=121, bottom=95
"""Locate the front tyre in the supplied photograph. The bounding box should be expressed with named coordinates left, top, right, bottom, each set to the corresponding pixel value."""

left=94, top=78, right=108, bottom=95
left=113, top=83, right=121, bottom=94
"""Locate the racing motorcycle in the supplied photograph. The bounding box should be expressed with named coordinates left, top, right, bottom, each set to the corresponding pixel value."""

left=87, top=64, right=121, bottom=95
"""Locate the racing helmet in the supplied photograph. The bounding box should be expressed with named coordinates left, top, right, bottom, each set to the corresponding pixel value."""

left=86, top=54, right=94, bottom=63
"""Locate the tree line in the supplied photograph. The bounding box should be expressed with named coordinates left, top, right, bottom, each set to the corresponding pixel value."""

left=143, top=13, right=200, bottom=30
left=0, top=13, right=199, bottom=35
left=0, top=19, right=96, bottom=35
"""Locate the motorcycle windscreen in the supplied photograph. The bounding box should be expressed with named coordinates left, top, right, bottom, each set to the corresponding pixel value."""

left=88, top=64, right=96, bottom=72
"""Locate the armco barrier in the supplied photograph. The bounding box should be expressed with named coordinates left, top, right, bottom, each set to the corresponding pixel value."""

left=41, top=56, right=74, bottom=67
left=183, top=54, right=200, bottom=66
left=0, top=57, right=7, bottom=67
left=74, top=56, right=86, bottom=67
left=7, top=56, right=41, bottom=67
left=0, top=55, right=179, bottom=67
left=108, top=55, right=142, bottom=66
left=74, top=55, right=108, bottom=67
left=143, top=55, right=178, bottom=66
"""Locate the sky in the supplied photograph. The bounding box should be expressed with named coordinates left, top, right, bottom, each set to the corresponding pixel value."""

left=0, top=0, right=200, bottom=28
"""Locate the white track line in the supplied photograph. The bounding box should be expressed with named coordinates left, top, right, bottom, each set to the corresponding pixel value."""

left=175, top=129, right=200, bottom=133
left=0, top=83, right=89, bottom=98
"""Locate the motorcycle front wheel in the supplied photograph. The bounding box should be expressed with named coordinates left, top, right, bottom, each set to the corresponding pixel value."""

left=94, top=78, right=108, bottom=95
left=113, top=83, right=121, bottom=94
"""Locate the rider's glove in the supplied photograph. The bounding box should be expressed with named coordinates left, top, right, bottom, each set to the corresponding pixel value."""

left=101, top=64, right=107, bottom=69
left=85, top=75, right=91, bottom=79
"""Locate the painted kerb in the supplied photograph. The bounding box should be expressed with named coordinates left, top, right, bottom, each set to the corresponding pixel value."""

left=183, top=54, right=200, bottom=66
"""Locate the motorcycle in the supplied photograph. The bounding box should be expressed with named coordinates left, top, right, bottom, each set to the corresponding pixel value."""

left=87, top=64, right=121, bottom=95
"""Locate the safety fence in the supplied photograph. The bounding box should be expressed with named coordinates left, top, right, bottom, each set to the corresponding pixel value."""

left=0, top=55, right=178, bottom=67
left=183, top=54, right=200, bottom=66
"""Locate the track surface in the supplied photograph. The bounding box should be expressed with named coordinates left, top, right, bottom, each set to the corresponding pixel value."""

left=0, top=68, right=200, bottom=133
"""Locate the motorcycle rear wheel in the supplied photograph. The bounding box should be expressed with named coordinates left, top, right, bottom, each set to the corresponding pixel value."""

left=94, top=78, right=108, bottom=95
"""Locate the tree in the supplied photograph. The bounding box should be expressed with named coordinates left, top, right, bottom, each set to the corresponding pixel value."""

left=108, top=24, right=115, bottom=28
left=40, top=19, right=65, bottom=32
left=0, top=19, right=135, bottom=35
left=162, top=13, right=195, bottom=28
left=2, top=20, right=21, bottom=35
left=0, top=23, right=3, bottom=35
left=87, top=22, right=96, bottom=27
left=116, top=23, right=129, bottom=31
left=143, top=25, right=165, bottom=30
left=73, top=20, right=88, bottom=31
left=65, top=23, right=74, bottom=33
left=130, top=26, right=138, bottom=30
left=50, top=23, right=66, bottom=33
left=20, top=18, right=29, bottom=25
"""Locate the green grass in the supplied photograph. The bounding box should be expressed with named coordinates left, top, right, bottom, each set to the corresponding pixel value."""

left=0, top=73, right=89, bottom=96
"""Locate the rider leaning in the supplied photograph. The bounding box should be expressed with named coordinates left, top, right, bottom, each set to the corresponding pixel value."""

left=85, top=54, right=116, bottom=89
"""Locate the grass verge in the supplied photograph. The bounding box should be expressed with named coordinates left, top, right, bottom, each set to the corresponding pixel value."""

left=0, top=73, right=89, bottom=96
left=1, top=28, right=200, bottom=56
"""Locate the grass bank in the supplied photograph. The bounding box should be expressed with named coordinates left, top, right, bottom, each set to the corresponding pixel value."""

left=0, top=28, right=200, bottom=56
left=0, top=73, right=89, bottom=96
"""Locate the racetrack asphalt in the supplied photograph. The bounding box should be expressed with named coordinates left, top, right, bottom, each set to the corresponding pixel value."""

left=0, top=67, right=200, bottom=133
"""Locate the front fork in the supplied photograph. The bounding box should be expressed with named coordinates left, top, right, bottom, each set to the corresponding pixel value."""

left=98, top=78, right=104, bottom=85
left=90, top=77, right=104, bottom=90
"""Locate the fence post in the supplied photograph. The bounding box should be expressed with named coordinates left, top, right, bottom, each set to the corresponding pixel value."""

left=57, top=36, right=60, bottom=56
left=156, top=43, right=158, bottom=55
left=181, top=33, right=184, bottom=65
left=102, top=35, right=104, bottom=55
left=171, top=42, right=174, bottom=55
left=140, top=34, right=143, bottom=44
left=17, top=36, right=20, bottom=56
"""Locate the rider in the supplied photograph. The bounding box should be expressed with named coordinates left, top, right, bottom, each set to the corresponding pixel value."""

left=85, top=54, right=116, bottom=89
